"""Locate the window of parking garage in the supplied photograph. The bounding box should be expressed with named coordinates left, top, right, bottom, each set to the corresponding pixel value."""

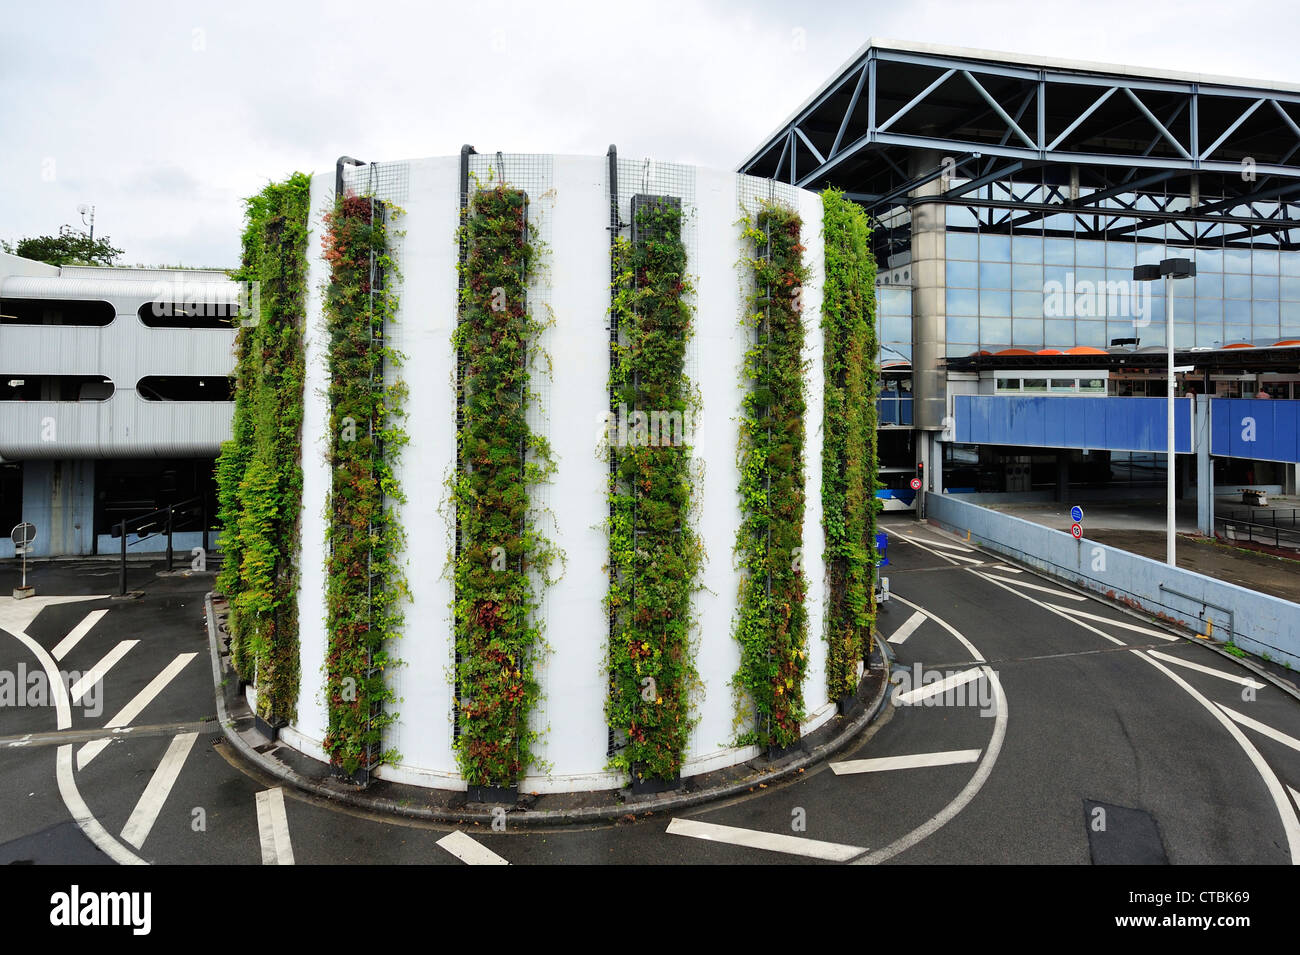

left=137, top=300, right=240, bottom=329
left=135, top=376, right=232, bottom=401
left=0, top=375, right=113, bottom=400
left=0, top=298, right=114, bottom=326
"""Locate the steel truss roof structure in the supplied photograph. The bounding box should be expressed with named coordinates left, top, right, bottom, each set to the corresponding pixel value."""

left=739, top=39, right=1300, bottom=250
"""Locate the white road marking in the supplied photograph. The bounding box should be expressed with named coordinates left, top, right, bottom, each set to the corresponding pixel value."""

left=985, top=564, right=1023, bottom=574
left=436, top=830, right=510, bottom=865
left=970, top=570, right=1126, bottom=647
left=1136, top=654, right=1300, bottom=864
left=119, top=732, right=198, bottom=849
left=255, top=788, right=295, bottom=865
left=666, top=818, right=864, bottom=862
left=0, top=594, right=107, bottom=640
left=883, top=530, right=962, bottom=566
left=917, top=538, right=973, bottom=553
left=76, top=653, right=198, bottom=769
left=830, top=749, right=982, bottom=775
left=68, top=640, right=138, bottom=704
left=1218, top=706, right=1300, bottom=754
left=1290, top=787, right=1300, bottom=810
left=57, top=744, right=146, bottom=865
left=894, top=667, right=983, bottom=705
left=1046, top=605, right=1177, bottom=640
left=975, top=573, right=1086, bottom=601
left=52, top=609, right=110, bottom=661
left=887, top=610, right=926, bottom=645
left=2, top=623, right=145, bottom=864
left=1148, top=652, right=1266, bottom=689
left=853, top=593, right=1007, bottom=866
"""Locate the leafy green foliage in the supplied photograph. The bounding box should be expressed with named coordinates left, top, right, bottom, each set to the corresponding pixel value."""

left=821, top=188, right=880, bottom=699
left=605, top=200, right=702, bottom=783
left=214, top=173, right=311, bottom=723
left=452, top=184, right=556, bottom=787
left=733, top=200, right=811, bottom=749
left=321, top=193, right=409, bottom=776
left=13, top=225, right=123, bottom=266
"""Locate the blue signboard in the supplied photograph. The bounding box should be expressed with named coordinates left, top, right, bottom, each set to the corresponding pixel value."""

left=1070, top=505, right=1084, bottom=523
left=953, top=396, right=1193, bottom=454
left=1210, top=399, right=1300, bottom=464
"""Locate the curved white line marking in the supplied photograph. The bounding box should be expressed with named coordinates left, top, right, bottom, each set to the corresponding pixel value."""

left=5, top=626, right=146, bottom=865
left=852, top=593, right=1008, bottom=865
left=1137, top=654, right=1300, bottom=863
left=968, top=563, right=1300, bottom=864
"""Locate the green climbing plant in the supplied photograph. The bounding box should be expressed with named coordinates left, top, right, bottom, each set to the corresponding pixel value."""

left=215, top=173, right=311, bottom=724
left=821, top=187, right=880, bottom=700
left=451, top=182, right=557, bottom=788
left=320, top=192, right=409, bottom=776
left=605, top=198, right=702, bottom=784
left=733, top=199, right=811, bottom=750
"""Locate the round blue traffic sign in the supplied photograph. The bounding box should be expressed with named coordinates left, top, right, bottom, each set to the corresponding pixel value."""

left=1070, top=505, right=1084, bottom=523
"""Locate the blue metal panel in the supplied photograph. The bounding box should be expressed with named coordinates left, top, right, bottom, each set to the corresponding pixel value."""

left=953, top=396, right=1194, bottom=452
left=1211, top=399, right=1231, bottom=459
left=1211, top=398, right=1300, bottom=463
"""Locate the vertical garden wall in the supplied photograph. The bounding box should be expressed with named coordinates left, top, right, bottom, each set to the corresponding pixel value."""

left=320, top=193, right=408, bottom=777
left=216, top=173, right=311, bottom=726
left=605, top=196, right=702, bottom=786
left=733, top=200, right=813, bottom=751
left=821, top=188, right=880, bottom=702
left=452, top=182, right=555, bottom=791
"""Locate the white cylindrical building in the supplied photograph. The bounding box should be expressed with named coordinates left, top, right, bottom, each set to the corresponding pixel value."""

left=283, top=152, right=833, bottom=793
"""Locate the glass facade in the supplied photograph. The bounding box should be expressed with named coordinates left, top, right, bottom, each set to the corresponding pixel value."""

left=940, top=184, right=1300, bottom=358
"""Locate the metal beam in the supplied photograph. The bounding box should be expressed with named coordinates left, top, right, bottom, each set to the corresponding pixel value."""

left=1199, top=98, right=1266, bottom=160
left=1047, top=86, right=1117, bottom=151
left=794, top=126, right=826, bottom=166
left=877, top=68, right=957, bottom=133
left=830, top=63, right=869, bottom=158
left=1123, top=87, right=1191, bottom=160
left=962, top=70, right=1036, bottom=149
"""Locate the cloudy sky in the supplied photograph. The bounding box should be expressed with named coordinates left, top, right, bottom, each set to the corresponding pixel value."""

left=2, top=0, right=1298, bottom=267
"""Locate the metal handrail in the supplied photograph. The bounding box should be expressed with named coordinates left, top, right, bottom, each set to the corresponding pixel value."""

left=113, top=495, right=210, bottom=595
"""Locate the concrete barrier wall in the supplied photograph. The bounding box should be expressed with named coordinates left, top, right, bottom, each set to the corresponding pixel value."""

left=926, top=492, right=1300, bottom=670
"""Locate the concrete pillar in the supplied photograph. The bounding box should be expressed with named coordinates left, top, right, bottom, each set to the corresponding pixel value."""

left=1196, top=394, right=1213, bottom=535
left=909, top=150, right=947, bottom=433
left=1055, top=452, right=1070, bottom=503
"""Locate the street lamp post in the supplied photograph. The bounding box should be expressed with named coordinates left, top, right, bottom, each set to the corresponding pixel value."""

left=1133, top=257, right=1196, bottom=567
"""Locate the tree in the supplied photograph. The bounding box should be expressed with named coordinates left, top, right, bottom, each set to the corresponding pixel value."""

left=14, top=225, right=123, bottom=266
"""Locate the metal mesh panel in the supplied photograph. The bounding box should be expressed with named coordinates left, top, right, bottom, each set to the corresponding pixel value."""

left=342, top=160, right=410, bottom=206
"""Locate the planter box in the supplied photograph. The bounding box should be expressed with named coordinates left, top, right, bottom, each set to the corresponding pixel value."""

left=767, top=738, right=805, bottom=761
left=466, top=784, right=518, bottom=805
left=629, top=766, right=681, bottom=796
left=253, top=713, right=286, bottom=742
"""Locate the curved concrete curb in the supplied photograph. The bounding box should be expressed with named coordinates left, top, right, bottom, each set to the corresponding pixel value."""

left=206, top=592, right=894, bottom=826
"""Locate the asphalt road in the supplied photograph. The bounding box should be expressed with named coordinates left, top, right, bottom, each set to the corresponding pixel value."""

left=1, top=530, right=1297, bottom=866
